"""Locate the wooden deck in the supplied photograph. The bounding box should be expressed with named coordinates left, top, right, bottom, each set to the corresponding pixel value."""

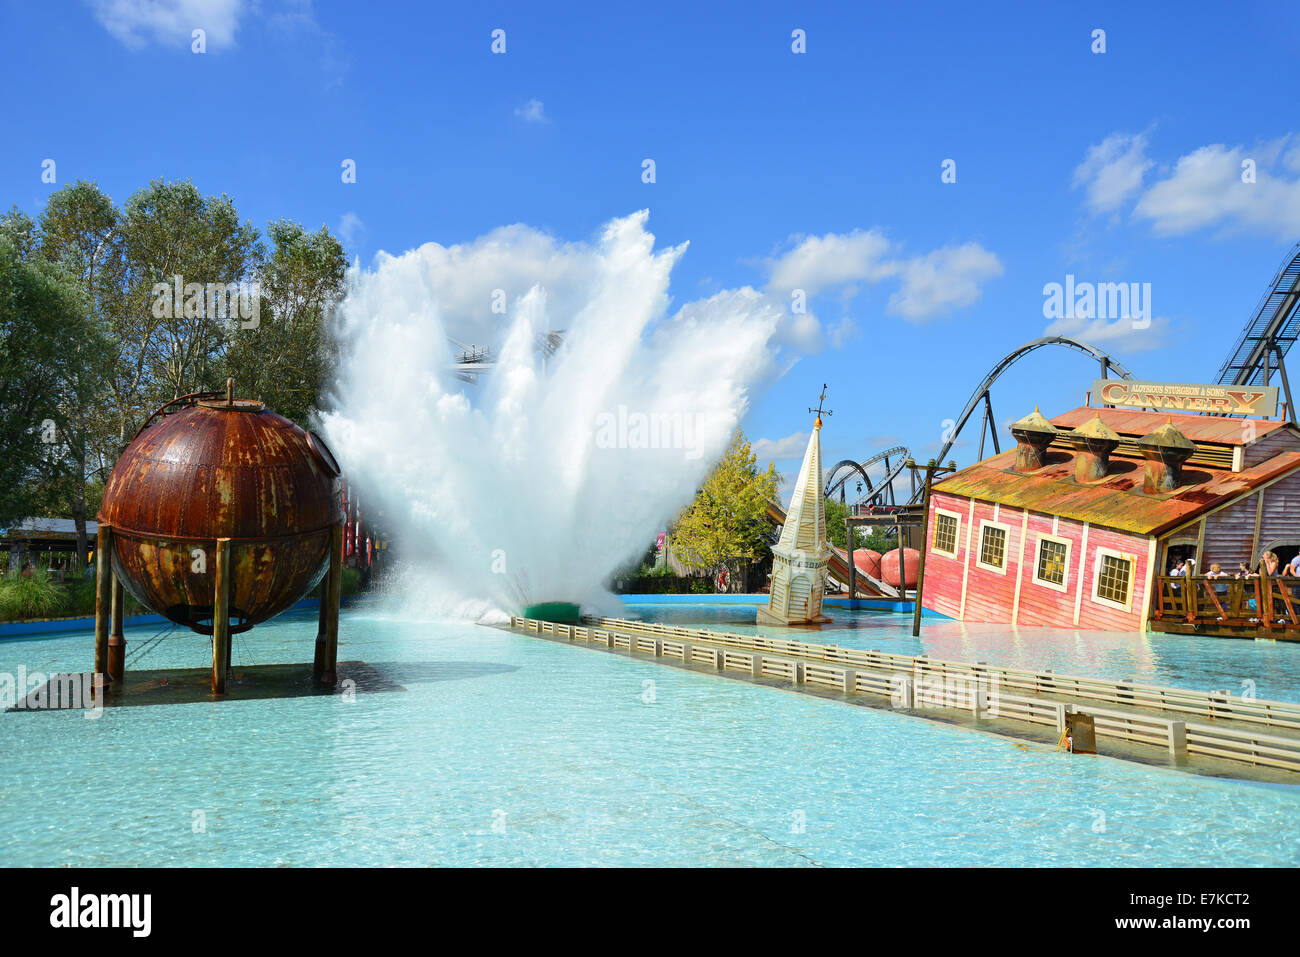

left=509, top=615, right=1300, bottom=779
left=1149, top=575, right=1300, bottom=640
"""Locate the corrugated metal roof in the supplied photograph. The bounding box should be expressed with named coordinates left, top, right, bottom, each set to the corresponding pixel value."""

left=934, top=449, right=1300, bottom=537
left=0, top=517, right=99, bottom=538
left=1052, top=407, right=1294, bottom=446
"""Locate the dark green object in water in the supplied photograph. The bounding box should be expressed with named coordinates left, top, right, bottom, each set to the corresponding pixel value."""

left=523, top=602, right=581, bottom=623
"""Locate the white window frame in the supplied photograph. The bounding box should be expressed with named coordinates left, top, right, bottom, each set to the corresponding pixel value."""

left=975, top=519, right=1011, bottom=575
left=1032, top=534, right=1072, bottom=593
left=1092, top=546, right=1137, bottom=612
left=932, top=508, right=963, bottom=559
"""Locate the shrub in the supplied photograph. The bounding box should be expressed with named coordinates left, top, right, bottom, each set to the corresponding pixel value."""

left=0, top=574, right=66, bottom=620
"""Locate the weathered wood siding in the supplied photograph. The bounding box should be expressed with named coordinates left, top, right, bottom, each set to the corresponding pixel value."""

left=1015, top=511, right=1085, bottom=628
left=1072, top=523, right=1150, bottom=632
left=925, top=493, right=1150, bottom=630
left=1200, top=492, right=1260, bottom=571
left=922, top=490, right=971, bottom=619
left=1257, top=470, right=1300, bottom=552
left=959, top=500, right=1024, bottom=623
left=1243, top=427, right=1300, bottom=467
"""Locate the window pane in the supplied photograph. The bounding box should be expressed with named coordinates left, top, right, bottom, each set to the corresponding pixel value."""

left=935, top=515, right=957, bottom=554
left=979, top=526, right=1006, bottom=568
left=1097, top=554, right=1132, bottom=604
left=1037, top=539, right=1067, bottom=585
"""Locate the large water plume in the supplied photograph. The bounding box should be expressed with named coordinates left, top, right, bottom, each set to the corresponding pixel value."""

left=320, top=211, right=783, bottom=619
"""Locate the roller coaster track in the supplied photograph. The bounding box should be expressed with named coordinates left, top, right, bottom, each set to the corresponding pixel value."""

left=929, top=335, right=1136, bottom=489
left=1215, top=242, right=1300, bottom=423
left=823, top=446, right=915, bottom=507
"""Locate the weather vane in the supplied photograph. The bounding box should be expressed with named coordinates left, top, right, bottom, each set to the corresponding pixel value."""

left=809, top=384, right=833, bottom=427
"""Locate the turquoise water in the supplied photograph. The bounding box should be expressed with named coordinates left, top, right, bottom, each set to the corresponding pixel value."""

left=1, top=604, right=1298, bottom=866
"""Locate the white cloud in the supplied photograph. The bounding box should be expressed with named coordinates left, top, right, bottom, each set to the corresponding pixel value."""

left=1134, top=137, right=1300, bottom=237
left=764, top=229, right=1003, bottom=327
left=1042, top=313, right=1172, bottom=354
left=753, top=431, right=810, bottom=462
left=1073, top=131, right=1154, bottom=214
left=514, top=98, right=549, bottom=124
left=89, top=0, right=245, bottom=50
left=766, top=229, right=895, bottom=295
left=338, top=211, right=366, bottom=248
left=1074, top=131, right=1300, bottom=238
left=885, top=244, right=1004, bottom=320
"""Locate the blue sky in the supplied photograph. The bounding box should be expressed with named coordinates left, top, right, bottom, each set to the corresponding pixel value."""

left=4, top=1, right=1300, bottom=489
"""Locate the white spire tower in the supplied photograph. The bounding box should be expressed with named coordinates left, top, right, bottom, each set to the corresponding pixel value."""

left=758, top=386, right=833, bottom=626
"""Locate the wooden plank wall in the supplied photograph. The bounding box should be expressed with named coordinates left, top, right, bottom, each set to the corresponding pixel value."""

left=1243, top=428, right=1300, bottom=468
left=1258, top=470, right=1300, bottom=553
left=926, top=490, right=1150, bottom=630
left=1201, top=492, right=1260, bottom=572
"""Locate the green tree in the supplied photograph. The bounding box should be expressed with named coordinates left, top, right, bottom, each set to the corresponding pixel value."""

left=0, top=236, right=101, bottom=529
left=223, top=220, right=346, bottom=425
left=825, top=497, right=899, bottom=552
left=36, top=182, right=119, bottom=568
left=671, top=431, right=779, bottom=573
left=112, top=178, right=261, bottom=438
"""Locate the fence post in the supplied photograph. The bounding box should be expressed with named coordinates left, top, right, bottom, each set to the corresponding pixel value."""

left=842, top=667, right=858, bottom=695
left=1208, top=689, right=1229, bottom=721
left=1168, top=721, right=1188, bottom=757
left=1054, top=702, right=1069, bottom=733
left=891, top=675, right=913, bottom=709
left=792, top=661, right=805, bottom=686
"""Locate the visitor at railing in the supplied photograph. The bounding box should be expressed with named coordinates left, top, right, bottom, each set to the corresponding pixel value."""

left=1168, top=558, right=1187, bottom=592
left=1206, top=564, right=1230, bottom=599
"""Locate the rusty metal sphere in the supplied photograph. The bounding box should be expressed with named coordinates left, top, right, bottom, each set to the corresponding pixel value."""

left=97, top=391, right=344, bottom=635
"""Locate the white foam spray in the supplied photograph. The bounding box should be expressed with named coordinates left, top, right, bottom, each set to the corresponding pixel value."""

left=320, top=211, right=782, bottom=619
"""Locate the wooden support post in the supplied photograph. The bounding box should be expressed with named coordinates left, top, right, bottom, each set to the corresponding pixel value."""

left=108, top=574, right=126, bottom=684
left=212, top=538, right=232, bottom=694
left=911, top=461, right=953, bottom=638
left=846, top=516, right=856, bottom=600
left=319, top=523, right=344, bottom=686
left=314, top=570, right=329, bottom=676
left=93, top=524, right=112, bottom=692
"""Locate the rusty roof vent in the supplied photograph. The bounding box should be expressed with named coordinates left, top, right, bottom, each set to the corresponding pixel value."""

left=1009, top=407, right=1058, bottom=473
left=1068, top=413, right=1120, bottom=483
left=1137, top=419, right=1195, bottom=493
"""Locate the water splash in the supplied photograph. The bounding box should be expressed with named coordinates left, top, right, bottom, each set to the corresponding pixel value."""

left=320, top=211, right=782, bottom=619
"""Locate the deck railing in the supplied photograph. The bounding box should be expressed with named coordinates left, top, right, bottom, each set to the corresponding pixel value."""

left=1152, top=575, right=1300, bottom=632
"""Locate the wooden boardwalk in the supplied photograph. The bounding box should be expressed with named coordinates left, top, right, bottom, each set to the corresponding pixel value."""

left=509, top=615, right=1300, bottom=779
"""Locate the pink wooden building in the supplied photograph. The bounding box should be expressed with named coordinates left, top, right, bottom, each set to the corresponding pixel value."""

left=922, top=405, right=1300, bottom=633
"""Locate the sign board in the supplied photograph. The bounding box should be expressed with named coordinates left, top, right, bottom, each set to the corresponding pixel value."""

left=1093, top=380, right=1279, bottom=417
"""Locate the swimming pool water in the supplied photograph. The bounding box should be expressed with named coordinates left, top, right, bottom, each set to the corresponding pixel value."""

left=0, top=604, right=1297, bottom=866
